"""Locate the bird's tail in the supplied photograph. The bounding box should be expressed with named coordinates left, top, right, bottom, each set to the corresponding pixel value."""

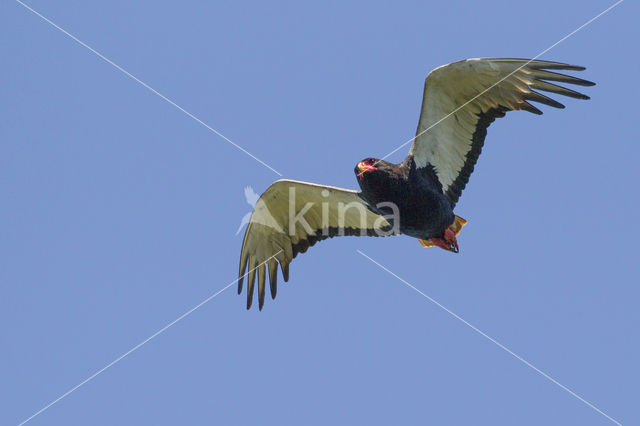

left=450, top=215, right=467, bottom=236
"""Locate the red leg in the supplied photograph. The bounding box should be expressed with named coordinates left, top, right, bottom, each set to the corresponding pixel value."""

left=443, top=228, right=459, bottom=253
left=419, top=229, right=459, bottom=253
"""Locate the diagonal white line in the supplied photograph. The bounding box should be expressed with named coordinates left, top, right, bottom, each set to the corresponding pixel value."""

left=356, top=249, right=622, bottom=426
left=17, top=251, right=282, bottom=426
left=379, top=0, right=624, bottom=162
left=14, top=0, right=283, bottom=177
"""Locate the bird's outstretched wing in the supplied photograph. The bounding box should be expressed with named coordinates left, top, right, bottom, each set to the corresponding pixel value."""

left=238, top=179, right=393, bottom=310
left=409, top=58, right=594, bottom=208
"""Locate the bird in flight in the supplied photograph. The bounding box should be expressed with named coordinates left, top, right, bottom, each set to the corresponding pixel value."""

left=237, top=58, right=594, bottom=310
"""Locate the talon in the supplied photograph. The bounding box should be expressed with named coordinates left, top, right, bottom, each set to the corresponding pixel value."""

left=419, top=228, right=460, bottom=253
left=444, top=228, right=459, bottom=254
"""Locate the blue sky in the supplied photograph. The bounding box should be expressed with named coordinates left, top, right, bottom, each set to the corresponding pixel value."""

left=2, top=1, right=638, bottom=425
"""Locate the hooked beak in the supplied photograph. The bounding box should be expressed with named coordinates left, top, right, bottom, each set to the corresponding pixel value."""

left=356, top=162, right=377, bottom=178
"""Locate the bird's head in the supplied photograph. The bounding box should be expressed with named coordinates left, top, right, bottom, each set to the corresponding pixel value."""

left=355, top=158, right=382, bottom=180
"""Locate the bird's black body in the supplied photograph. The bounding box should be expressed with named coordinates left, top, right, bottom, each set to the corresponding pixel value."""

left=355, top=157, right=454, bottom=239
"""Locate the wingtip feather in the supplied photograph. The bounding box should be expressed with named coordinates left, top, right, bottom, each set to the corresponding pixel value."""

left=257, top=265, right=266, bottom=311
left=281, top=263, right=290, bottom=282
left=246, top=261, right=256, bottom=309
left=521, top=101, right=543, bottom=115
left=268, top=261, right=278, bottom=300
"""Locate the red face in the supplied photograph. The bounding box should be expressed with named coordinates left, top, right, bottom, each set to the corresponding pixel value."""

left=355, top=159, right=378, bottom=179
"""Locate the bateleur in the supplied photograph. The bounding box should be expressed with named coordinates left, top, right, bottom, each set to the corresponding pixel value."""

left=237, top=58, right=594, bottom=309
